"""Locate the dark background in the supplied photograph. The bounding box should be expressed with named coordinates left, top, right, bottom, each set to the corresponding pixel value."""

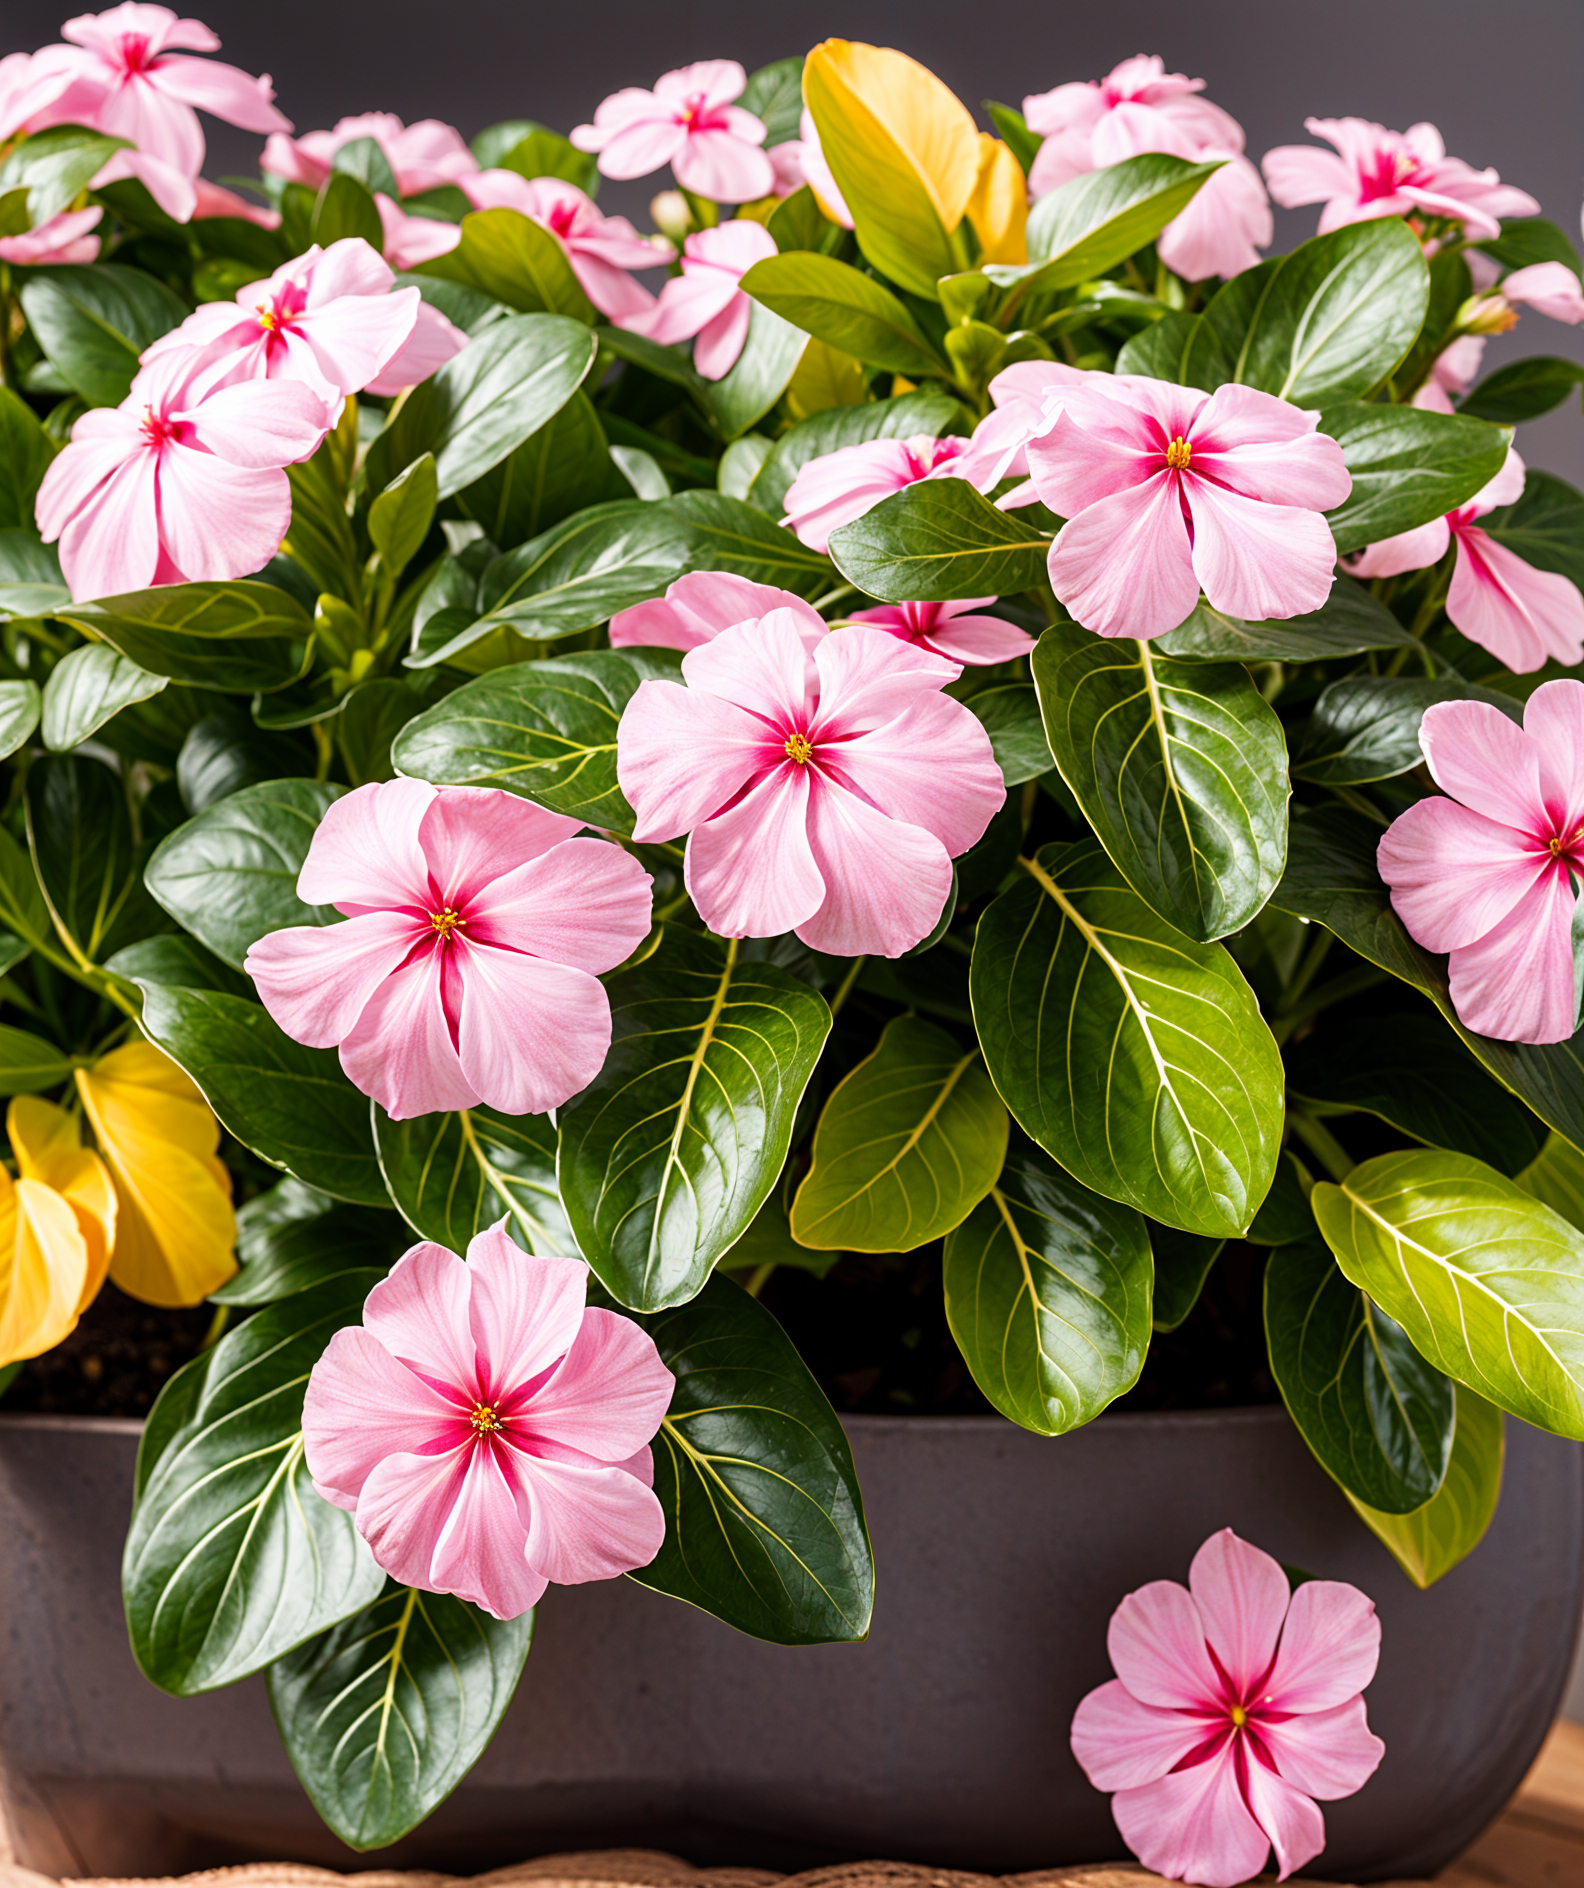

left=6, top=0, right=1583, bottom=479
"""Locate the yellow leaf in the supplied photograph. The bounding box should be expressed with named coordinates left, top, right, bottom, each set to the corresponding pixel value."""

left=9, top=1095, right=116, bottom=1311
left=0, top=1170, right=89, bottom=1365
left=786, top=337, right=870, bottom=420
left=804, top=40, right=980, bottom=299
left=75, top=1041, right=236, bottom=1307
left=966, top=135, right=1028, bottom=266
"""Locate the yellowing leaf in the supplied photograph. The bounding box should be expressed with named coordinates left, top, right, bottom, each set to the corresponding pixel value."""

left=0, top=1170, right=88, bottom=1365
left=785, top=336, right=870, bottom=420
left=9, top=1094, right=115, bottom=1310
left=76, top=1040, right=236, bottom=1307
left=966, top=135, right=1028, bottom=265
left=804, top=40, right=980, bottom=299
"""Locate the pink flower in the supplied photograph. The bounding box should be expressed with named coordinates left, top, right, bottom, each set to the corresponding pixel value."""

left=244, top=780, right=654, bottom=1121
left=846, top=598, right=1035, bottom=665
left=0, top=205, right=103, bottom=264
left=1024, top=56, right=1270, bottom=281
left=1411, top=333, right=1485, bottom=413
left=261, top=111, right=476, bottom=198
left=1262, top=118, right=1538, bottom=243
left=302, top=1229, right=674, bottom=1621
left=619, top=219, right=775, bottom=379
left=571, top=59, right=774, bottom=204
left=1495, top=261, right=1584, bottom=326
left=1028, top=377, right=1352, bottom=641
left=766, top=110, right=854, bottom=228
left=459, top=172, right=665, bottom=322
left=617, top=614, right=1005, bottom=956
left=142, top=238, right=466, bottom=408
left=610, top=571, right=821, bottom=652
left=34, top=348, right=327, bottom=601
left=0, top=49, right=82, bottom=143
left=782, top=434, right=977, bottom=554
left=1377, top=683, right=1584, bottom=1043
left=375, top=193, right=463, bottom=270
left=19, top=4, right=291, bottom=223
left=1071, top=1528, right=1383, bottom=1888
left=189, top=177, right=279, bottom=228
left=1348, top=449, right=1583, bottom=674
left=952, top=361, right=1092, bottom=506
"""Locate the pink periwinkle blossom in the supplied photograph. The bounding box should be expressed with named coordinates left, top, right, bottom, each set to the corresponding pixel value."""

left=1071, top=1528, right=1384, bottom=1888
left=458, top=172, right=666, bottom=321
left=1024, top=56, right=1270, bottom=281
left=846, top=598, right=1035, bottom=666
left=610, top=571, right=820, bottom=653
left=1348, top=449, right=1584, bottom=674
left=189, top=177, right=279, bottom=228
left=375, top=193, right=464, bottom=270
left=1460, top=249, right=1584, bottom=329
left=617, top=614, right=1005, bottom=957
left=782, top=434, right=977, bottom=555
left=142, top=237, right=466, bottom=408
left=766, top=110, right=854, bottom=228
left=952, top=361, right=1093, bottom=507
left=1411, top=333, right=1486, bottom=413
left=619, top=219, right=776, bottom=379
left=1378, top=683, right=1584, bottom=1043
left=571, top=60, right=773, bottom=205
left=261, top=111, right=476, bottom=197
left=0, top=206, right=103, bottom=264
left=302, top=1230, right=674, bottom=1620
left=245, top=780, right=654, bottom=1121
left=15, top=4, right=291, bottom=223
left=34, top=347, right=327, bottom=601
left=1262, top=118, right=1538, bottom=243
left=1028, top=376, right=1352, bottom=640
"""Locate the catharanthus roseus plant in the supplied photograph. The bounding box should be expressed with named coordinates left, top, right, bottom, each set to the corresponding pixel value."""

left=2, top=7, right=1584, bottom=1872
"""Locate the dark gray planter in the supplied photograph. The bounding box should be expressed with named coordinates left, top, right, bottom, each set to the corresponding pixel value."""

left=1, top=1405, right=1579, bottom=1883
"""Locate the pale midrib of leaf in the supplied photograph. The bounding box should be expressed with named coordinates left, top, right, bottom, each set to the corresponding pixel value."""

left=985, top=1188, right=1095, bottom=1406
left=647, top=938, right=736, bottom=1293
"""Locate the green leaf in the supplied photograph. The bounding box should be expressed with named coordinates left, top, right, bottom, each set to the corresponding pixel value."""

left=739, top=56, right=806, bottom=146
left=1150, top=1223, right=1223, bottom=1331
left=767, top=186, right=850, bottom=259
left=1311, top=1147, right=1584, bottom=1438
left=213, top=1178, right=401, bottom=1306
left=176, top=706, right=313, bottom=813
left=664, top=488, right=832, bottom=593
left=1346, top=1385, right=1504, bottom=1588
left=454, top=390, right=625, bottom=549
left=1156, top=575, right=1416, bottom=663
left=0, top=1023, right=73, bottom=1094
left=26, top=752, right=164, bottom=961
left=368, top=454, right=438, bottom=581
left=471, top=120, right=597, bottom=192
left=967, top=683, right=1055, bottom=787
left=123, top=1270, right=388, bottom=1694
left=422, top=207, right=594, bottom=322
left=700, top=302, right=809, bottom=440
left=393, top=650, right=641, bottom=831
left=268, top=1583, right=533, bottom=1851
left=828, top=478, right=1051, bottom=602
left=1476, top=217, right=1583, bottom=280
left=984, top=101, right=1042, bottom=177
left=336, top=681, right=428, bottom=788
left=311, top=170, right=383, bottom=250
left=942, top=1137, right=1152, bottom=1434
left=367, top=312, right=597, bottom=501
left=558, top=930, right=831, bottom=1311
left=19, top=264, right=188, bottom=407
left=106, top=933, right=252, bottom=1000
left=1516, top=1132, right=1584, bottom=1228
left=0, top=679, right=40, bottom=761
left=1459, top=356, right=1584, bottom=425
left=40, top=643, right=165, bottom=752
left=971, top=842, right=1284, bottom=1237
left=1265, top=1235, right=1454, bottom=1512
left=1320, top=403, right=1511, bottom=555
left=626, top=1273, right=874, bottom=1644
left=374, top=1103, right=575, bottom=1256
left=1291, top=675, right=1517, bottom=786
left=739, top=252, right=945, bottom=378
left=144, top=777, right=343, bottom=970
left=1482, top=469, right=1584, bottom=594
left=791, top=1014, right=1007, bottom=1252
left=0, top=823, right=49, bottom=951
left=1115, top=309, right=1200, bottom=382
left=57, top=581, right=312, bottom=692
left=135, top=981, right=389, bottom=1207
left=0, top=389, right=57, bottom=529
left=1247, top=1151, right=1317, bottom=1245
left=329, top=135, right=398, bottom=199
left=1033, top=623, right=1288, bottom=942
left=0, top=125, right=129, bottom=226
left=748, top=389, right=963, bottom=517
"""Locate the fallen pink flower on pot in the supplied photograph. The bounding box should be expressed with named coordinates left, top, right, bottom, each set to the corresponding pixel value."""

left=609, top=571, right=824, bottom=652
left=846, top=598, right=1035, bottom=664
left=617, top=616, right=1004, bottom=956
left=1348, top=449, right=1584, bottom=673
left=262, top=110, right=476, bottom=196
left=459, top=171, right=665, bottom=321
left=1378, top=681, right=1584, bottom=1044
left=1030, top=376, right=1351, bottom=640
left=303, top=1229, right=675, bottom=1620
left=34, top=348, right=327, bottom=600
left=0, top=205, right=102, bottom=264
left=245, top=780, right=654, bottom=1120
left=782, top=433, right=976, bottom=553
left=571, top=59, right=774, bottom=204
left=618, top=218, right=776, bottom=378
left=1071, top=1527, right=1384, bottom=1888
left=1262, top=117, right=1538, bottom=242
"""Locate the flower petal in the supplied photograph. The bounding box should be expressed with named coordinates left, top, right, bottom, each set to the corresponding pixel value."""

left=1376, top=798, right=1544, bottom=953
left=152, top=447, right=293, bottom=586
left=822, top=693, right=1004, bottom=858
left=302, top=1324, right=463, bottom=1512
left=809, top=621, right=960, bottom=731
left=297, top=777, right=435, bottom=911
left=1524, top=679, right=1584, bottom=836
left=681, top=609, right=817, bottom=725
left=1070, top=1678, right=1218, bottom=1791
left=1048, top=473, right=1201, bottom=641
left=518, top=1451, right=666, bottom=1584
left=53, top=447, right=160, bottom=601
left=1184, top=478, right=1341, bottom=624
left=685, top=763, right=826, bottom=940
left=1449, top=527, right=1584, bottom=674
left=463, top=1230, right=588, bottom=1406
left=1263, top=1695, right=1385, bottom=1800
left=467, top=836, right=652, bottom=974
left=1448, top=866, right=1579, bottom=1043
left=692, top=291, right=751, bottom=380
left=1417, top=698, right=1545, bottom=833
left=524, top=1306, right=675, bottom=1462
left=453, top=940, right=614, bottom=1116
left=610, top=572, right=822, bottom=652
left=1112, top=1742, right=1272, bottom=1888
left=1027, top=406, right=1152, bottom=520
left=1346, top=517, right=1451, bottom=579
left=1189, top=386, right=1352, bottom=510
left=796, top=782, right=954, bottom=959
left=616, top=679, right=769, bottom=845
left=1189, top=1527, right=1292, bottom=1699
left=673, top=130, right=775, bottom=204
left=1107, top=1577, right=1222, bottom=1710
left=244, top=910, right=425, bottom=1048
left=362, top=1240, right=478, bottom=1395
left=339, top=948, right=480, bottom=1118
left=1262, top=1577, right=1381, bottom=1713
left=417, top=786, right=585, bottom=909
left=1241, top=1751, right=1327, bottom=1882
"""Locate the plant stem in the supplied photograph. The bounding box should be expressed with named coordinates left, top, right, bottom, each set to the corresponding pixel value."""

left=1287, top=1108, right=1355, bottom=1182
left=1280, top=926, right=1333, bottom=1011
left=1327, top=784, right=1392, bottom=827
left=828, top=954, right=866, bottom=1018
left=744, top=1262, right=776, bottom=1299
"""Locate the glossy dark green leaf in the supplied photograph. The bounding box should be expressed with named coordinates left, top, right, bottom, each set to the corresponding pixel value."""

left=213, top=1178, right=401, bottom=1306
left=1246, top=1152, right=1317, bottom=1245
left=336, top=682, right=428, bottom=788
left=664, top=488, right=831, bottom=593
left=828, top=478, right=1052, bottom=602
left=144, top=778, right=343, bottom=970
left=0, top=390, right=57, bottom=530
left=739, top=56, right=805, bottom=146
left=1346, top=1384, right=1503, bottom=1588
left=0, top=124, right=128, bottom=226
left=454, top=390, right=625, bottom=549
left=748, top=389, right=963, bottom=517
left=1266, top=1235, right=1455, bottom=1512
left=329, top=135, right=398, bottom=199
left=58, top=581, right=312, bottom=692
left=374, top=1103, right=574, bottom=1256
left=1482, top=469, right=1584, bottom=593
left=1320, top=402, right=1511, bottom=555
left=1114, top=309, right=1201, bottom=383
left=311, top=169, right=383, bottom=249
left=967, top=683, right=1056, bottom=787
left=943, top=1138, right=1152, bottom=1434
left=700, top=303, right=809, bottom=440
left=105, top=933, right=252, bottom=1000
left=26, top=752, right=164, bottom=961
left=268, top=1582, right=533, bottom=1850
left=368, top=454, right=437, bottom=581
left=1475, top=217, right=1583, bottom=279
left=1149, top=1222, right=1223, bottom=1331
left=559, top=929, right=830, bottom=1310
left=422, top=207, right=594, bottom=321
left=135, top=981, right=389, bottom=1206
left=40, top=643, right=165, bottom=752
left=1157, top=575, right=1415, bottom=663
left=19, top=264, right=187, bottom=406
left=0, top=1023, right=73, bottom=1094
left=0, top=679, right=40, bottom=761
left=393, top=650, right=640, bottom=831
left=177, top=707, right=313, bottom=813
left=626, top=1273, right=874, bottom=1644
left=791, top=1014, right=1006, bottom=1252
left=970, top=842, right=1284, bottom=1237
left=1291, top=675, right=1517, bottom=786
left=123, top=1270, right=388, bottom=1694
left=1032, top=622, right=1288, bottom=942
left=740, top=251, right=945, bottom=378
left=1460, top=357, right=1584, bottom=425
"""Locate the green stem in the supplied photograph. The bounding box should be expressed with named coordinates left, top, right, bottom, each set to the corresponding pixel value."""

left=828, top=954, right=866, bottom=1019
left=811, top=583, right=857, bottom=613
left=198, top=1305, right=231, bottom=1351
left=743, top=1262, right=776, bottom=1299
left=1287, top=1108, right=1355, bottom=1183
left=1327, top=784, right=1392, bottom=827
left=1271, top=963, right=1389, bottom=1045
left=1280, top=925, right=1333, bottom=1011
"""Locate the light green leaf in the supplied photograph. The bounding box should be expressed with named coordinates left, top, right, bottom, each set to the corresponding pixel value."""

left=374, top=1103, right=575, bottom=1256
left=57, top=581, right=312, bottom=693
left=368, top=453, right=438, bottom=582
left=422, top=206, right=595, bottom=322
left=0, top=679, right=40, bottom=761
left=19, top=264, right=187, bottom=406
left=0, top=1023, right=73, bottom=1094
left=1346, top=1386, right=1504, bottom=1588
left=1516, top=1132, right=1584, bottom=1228
left=739, top=252, right=945, bottom=378
left=0, top=391, right=57, bottom=530
left=700, top=302, right=809, bottom=440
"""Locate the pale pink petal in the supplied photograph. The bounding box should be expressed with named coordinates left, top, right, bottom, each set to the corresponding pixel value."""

left=453, top=941, right=614, bottom=1115
left=1107, top=1578, right=1222, bottom=1710
left=596, top=116, right=687, bottom=181
left=293, top=285, right=420, bottom=399
left=692, top=292, right=751, bottom=380
left=301, top=236, right=396, bottom=302
left=34, top=418, right=139, bottom=544
left=822, top=696, right=1004, bottom=858
left=524, top=1306, right=675, bottom=1460
left=1185, top=479, right=1341, bottom=623
left=1262, top=1580, right=1382, bottom=1714
left=244, top=911, right=428, bottom=1048
left=1264, top=1696, right=1384, bottom=1800
left=148, top=54, right=289, bottom=133
left=340, top=948, right=480, bottom=1118
left=466, top=838, right=652, bottom=973
left=566, top=250, right=657, bottom=322
left=1449, top=527, right=1584, bottom=673
left=1261, top=142, right=1356, bottom=208
left=782, top=439, right=934, bottom=555
left=617, top=680, right=771, bottom=843
left=1070, top=1679, right=1218, bottom=1791
left=302, top=1324, right=463, bottom=1512
left=810, top=621, right=960, bottom=729
left=1190, top=386, right=1352, bottom=510
left=1377, top=798, right=1545, bottom=952
left=681, top=609, right=812, bottom=724
left=1525, top=680, right=1584, bottom=835
left=517, top=1451, right=666, bottom=1584
left=178, top=377, right=330, bottom=467
left=1112, top=1744, right=1272, bottom=1888
left=1346, top=517, right=1452, bottom=579
left=622, top=268, right=739, bottom=346
left=376, top=194, right=463, bottom=271
left=298, top=777, right=435, bottom=911
left=1156, top=156, right=1271, bottom=282
left=53, top=449, right=161, bottom=602
left=418, top=787, right=585, bottom=906
left=1027, top=407, right=1154, bottom=519
left=365, top=300, right=468, bottom=396
left=1240, top=1754, right=1327, bottom=1882
left=1048, top=474, right=1201, bottom=641
left=151, top=446, right=291, bottom=582
left=610, top=572, right=821, bottom=652
left=915, top=607, right=1036, bottom=664
left=1467, top=447, right=1527, bottom=517
left=1417, top=698, right=1546, bottom=832
left=673, top=130, right=775, bottom=204
left=90, top=71, right=204, bottom=176
left=362, top=1241, right=478, bottom=1393
left=1500, top=261, right=1584, bottom=325
left=685, top=764, right=825, bottom=940
left=1448, top=866, right=1579, bottom=1043
left=463, top=1232, right=588, bottom=1402
left=796, top=783, right=954, bottom=959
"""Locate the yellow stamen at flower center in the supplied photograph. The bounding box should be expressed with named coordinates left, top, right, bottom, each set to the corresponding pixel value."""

left=784, top=732, right=814, bottom=765
left=431, top=908, right=465, bottom=938
left=1229, top=1704, right=1248, bottom=1728
left=1165, top=436, right=1192, bottom=472
left=256, top=302, right=280, bottom=332
left=470, top=1402, right=501, bottom=1436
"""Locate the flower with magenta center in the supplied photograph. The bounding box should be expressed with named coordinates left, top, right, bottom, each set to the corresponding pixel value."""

left=571, top=58, right=774, bottom=203
left=782, top=433, right=978, bottom=555
left=619, top=219, right=776, bottom=379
